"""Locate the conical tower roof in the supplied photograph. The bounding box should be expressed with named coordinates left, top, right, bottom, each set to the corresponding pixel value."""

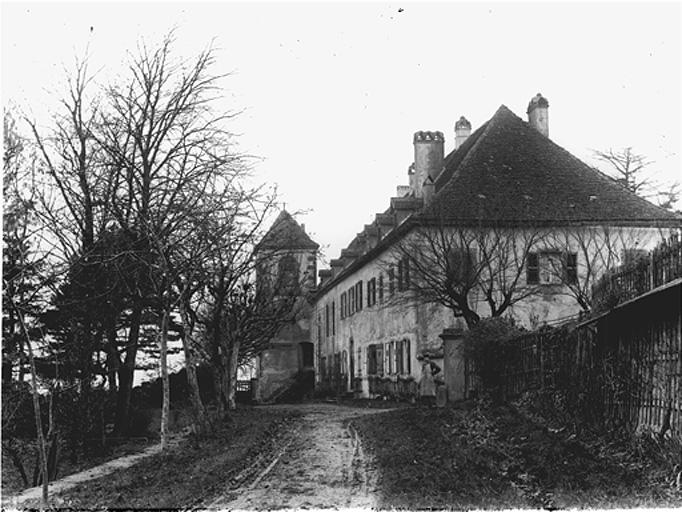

left=259, top=210, right=319, bottom=250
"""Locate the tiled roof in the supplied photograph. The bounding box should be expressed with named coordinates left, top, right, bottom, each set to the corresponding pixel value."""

left=422, top=105, right=681, bottom=226
left=259, top=210, right=319, bottom=250
left=313, top=103, right=680, bottom=297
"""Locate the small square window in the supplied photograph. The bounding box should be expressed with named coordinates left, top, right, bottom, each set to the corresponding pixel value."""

left=527, top=252, right=539, bottom=285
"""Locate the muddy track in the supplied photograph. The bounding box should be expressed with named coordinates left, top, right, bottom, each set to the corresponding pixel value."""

left=208, top=403, right=391, bottom=510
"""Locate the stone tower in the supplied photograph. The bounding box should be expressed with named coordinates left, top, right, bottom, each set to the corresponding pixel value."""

left=254, top=210, right=319, bottom=403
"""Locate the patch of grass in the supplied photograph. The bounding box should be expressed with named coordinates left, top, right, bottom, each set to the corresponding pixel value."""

left=352, top=402, right=682, bottom=509
left=28, top=406, right=301, bottom=509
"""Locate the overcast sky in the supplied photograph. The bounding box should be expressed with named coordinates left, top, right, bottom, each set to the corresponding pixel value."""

left=3, top=2, right=681, bottom=263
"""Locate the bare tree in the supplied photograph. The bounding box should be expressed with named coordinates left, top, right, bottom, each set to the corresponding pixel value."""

left=3, top=109, right=52, bottom=505
left=546, top=226, right=663, bottom=312
left=594, top=147, right=680, bottom=210
left=97, top=33, right=243, bottom=448
left=384, top=219, right=543, bottom=328
left=197, top=196, right=309, bottom=415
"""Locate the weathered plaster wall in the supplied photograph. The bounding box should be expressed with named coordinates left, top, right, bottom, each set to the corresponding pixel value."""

left=313, top=224, right=671, bottom=400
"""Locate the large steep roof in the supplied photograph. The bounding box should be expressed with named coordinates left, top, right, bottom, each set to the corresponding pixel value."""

left=259, top=210, right=319, bottom=250
left=421, top=105, right=680, bottom=226
left=313, top=103, right=680, bottom=296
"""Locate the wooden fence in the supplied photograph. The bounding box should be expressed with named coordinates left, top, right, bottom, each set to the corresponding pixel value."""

left=592, top=235, right=682, bottom=313
left=490, top=280, right=682, bottom=437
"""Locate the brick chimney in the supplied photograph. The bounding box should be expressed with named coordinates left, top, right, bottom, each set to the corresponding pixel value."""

left=318, top=269, right=332, bottom=287
left=412, top=131, right=444, bottom=197
left=527, top=93, right=549, bottom=137
left=454, top=116, right=471, bottom=149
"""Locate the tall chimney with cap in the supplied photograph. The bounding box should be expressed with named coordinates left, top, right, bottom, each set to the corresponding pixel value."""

left=527, top=93, right=549, bottom=137
left=454, top=116, right=471, bottom=149
left=412, top=131, right=444, bottom=197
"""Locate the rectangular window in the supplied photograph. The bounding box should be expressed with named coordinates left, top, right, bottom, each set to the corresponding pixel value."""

left=367, top=345, right=377, bottom=375
left=317, top=314, right=321, bottom=343
left=395, top=340, right=403, bottom=374
left=349, top=287, right=355, bottom=315
left=357, top=347, right=362, bottom=376
left=378, top=274, right=384, bottom=303
left=397, top=260, right=404, bottom=291
left=320, top=357, right=326, bottom=380
left=332, top=301, right=335, bottom=335
left=387, top=342, right=393, bottom=374
left=376, top=344, right=384, bottom=375
left=388, top=266, right=395, bottom=296
left=527, top=252, right=539, bottom=285
left=367, top=278, right=377, bottom=307
left=566, top=253, right=578, bottom=284
left=404, top=339, right=411, bottom=374
left=539, top=251, right=563, bottom=285
left=325, top=304, right=330, bottom=337
left=334, top=352, right=341, bottom=377
left=449, top=247, right=477, bottom=283
left=340, top=292, right=346, bottom=320
left=356, top=281, right=363, bottom=311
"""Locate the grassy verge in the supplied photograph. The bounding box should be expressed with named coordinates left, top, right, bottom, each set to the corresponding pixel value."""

left=2, top=437, right=152, bottom=496
left=352, top=402, right=682, bottom=509
left=23, top=406, right=300, bottom=509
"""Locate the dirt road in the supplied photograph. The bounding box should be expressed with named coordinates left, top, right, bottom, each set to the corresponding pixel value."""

left=209, top=403, right=391, bottom=510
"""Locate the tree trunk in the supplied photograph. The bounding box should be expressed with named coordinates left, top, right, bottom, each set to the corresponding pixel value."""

left=220, top=348, right=231, bottom=414
left=226, top=339, right=241, bottom=410
left=114, top=306, right=141, bottom=435
left=13, top=301, right=49, bottom=508
left=105, top=322, right=120, bottom=395
left=159, top=308, right=170, bottom=451
left=211, top=367, right=225, bottom=419
left=179, top=303, right=209, bottom=434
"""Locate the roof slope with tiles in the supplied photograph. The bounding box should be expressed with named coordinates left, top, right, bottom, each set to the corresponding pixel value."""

left=422, top=105, right=680, bottom=226
left=259, top=210, right=319, bottom=250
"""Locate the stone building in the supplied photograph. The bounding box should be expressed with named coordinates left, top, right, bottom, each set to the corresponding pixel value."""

left=309, top=93, right=681, bottom=402
left=253, top=210, right=319, bottom=403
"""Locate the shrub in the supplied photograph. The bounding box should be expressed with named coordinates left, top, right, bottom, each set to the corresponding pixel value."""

left=460, top=317, right=524, bottom=402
